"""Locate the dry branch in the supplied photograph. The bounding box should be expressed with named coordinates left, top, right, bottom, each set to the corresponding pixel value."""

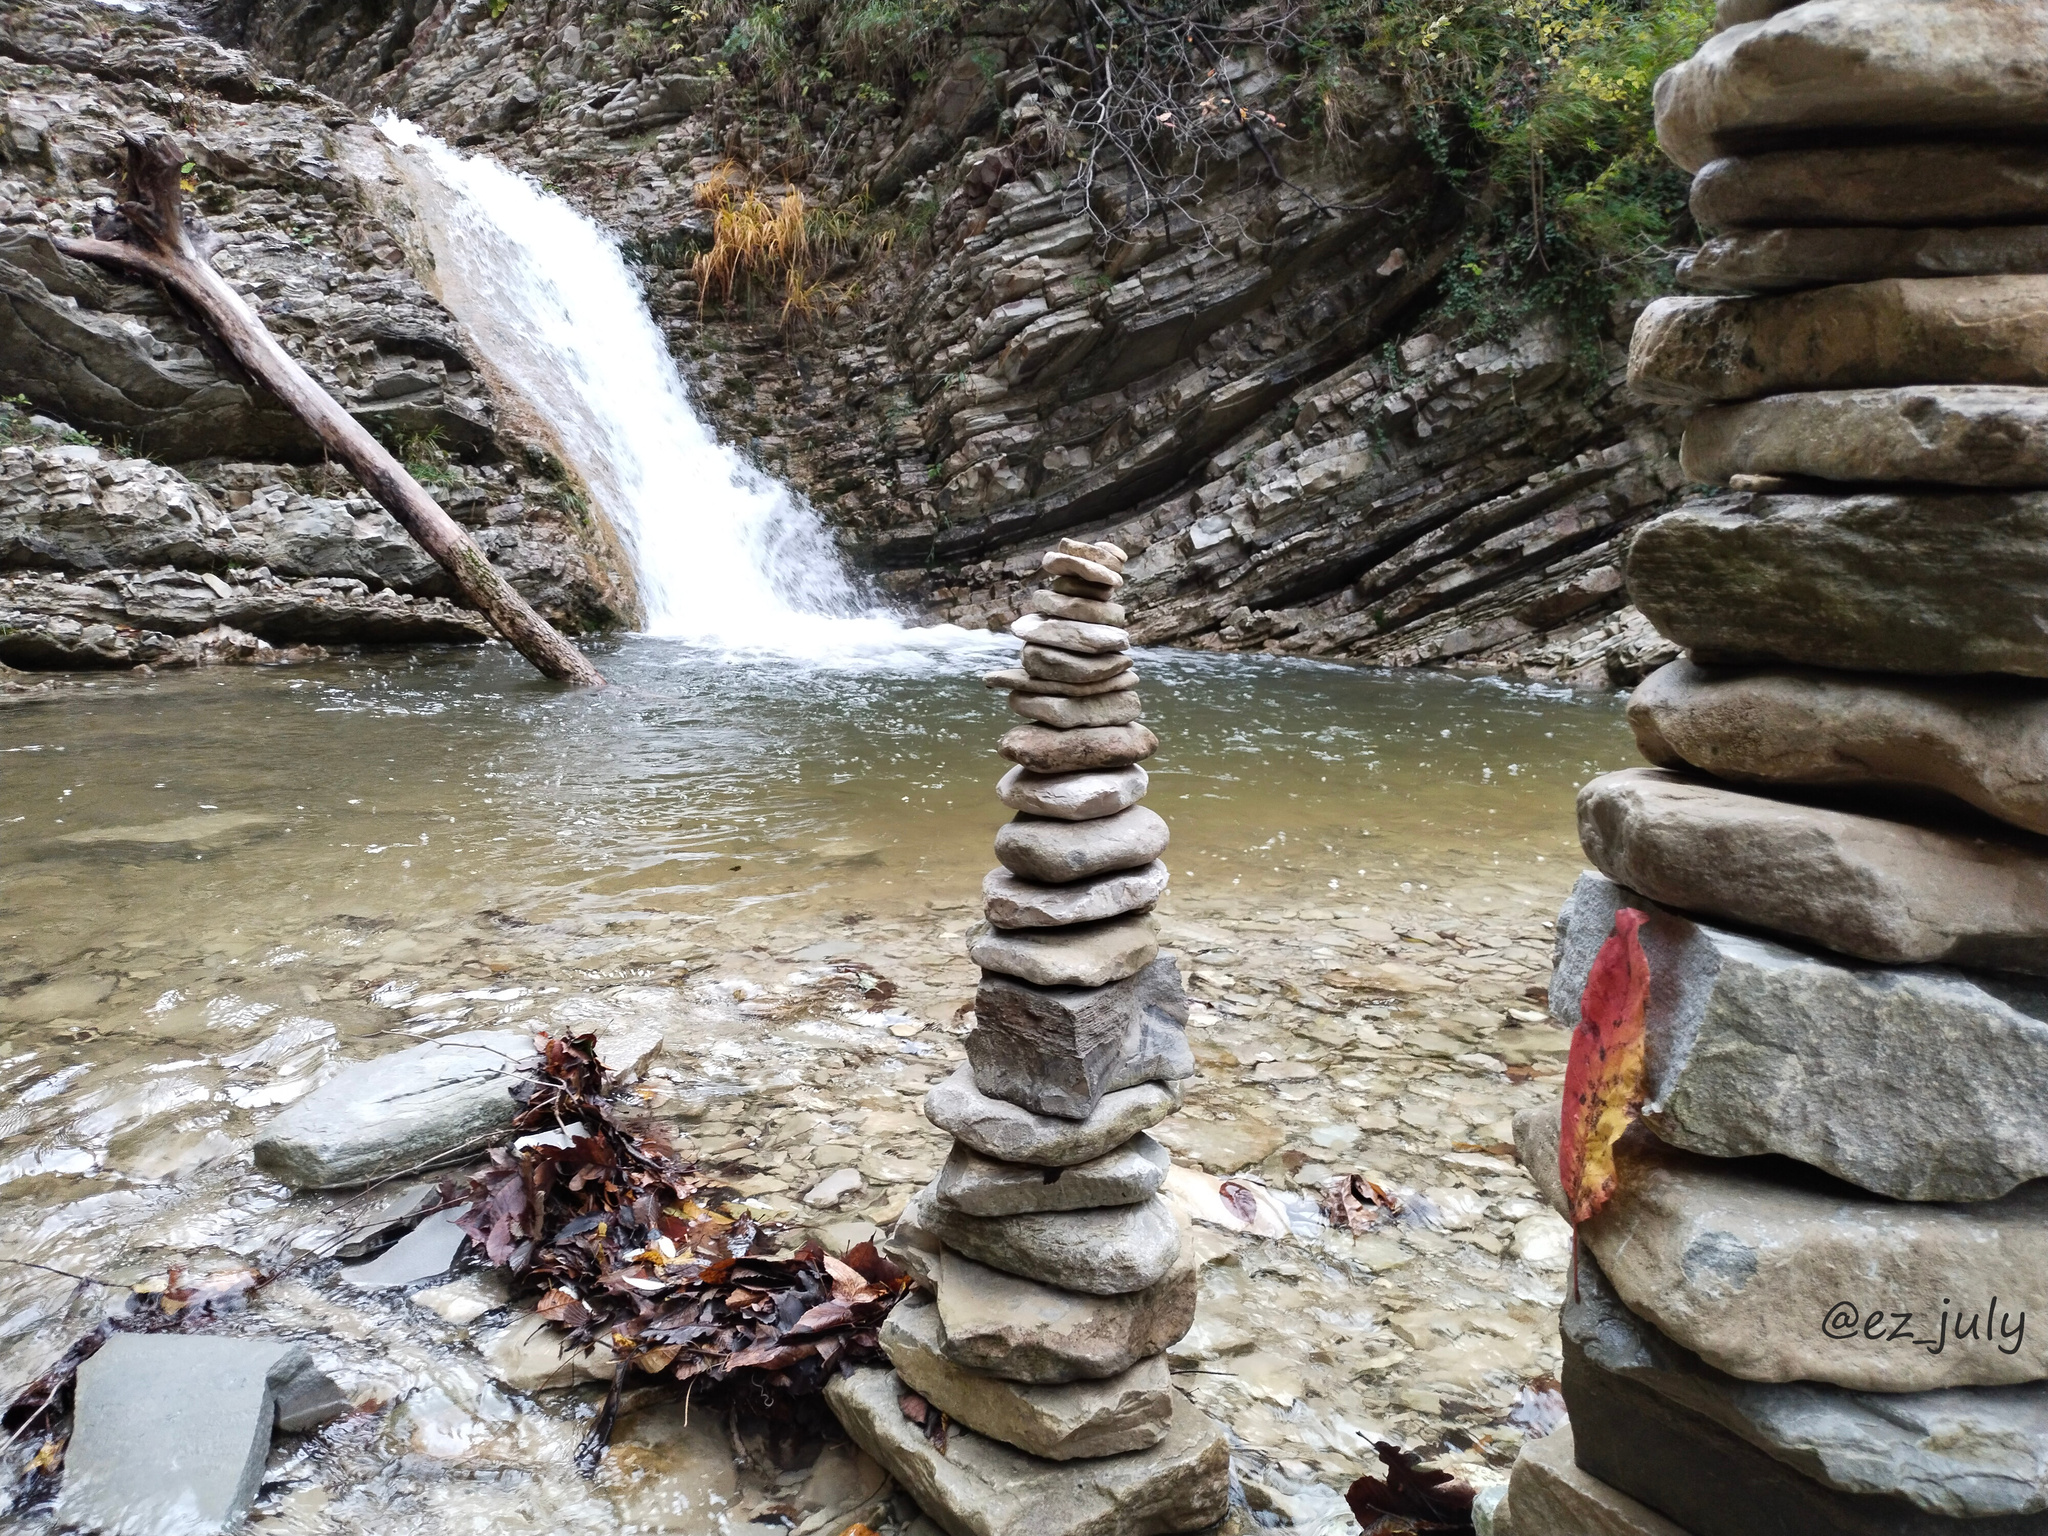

left=55, top=132, right=605, bottom=688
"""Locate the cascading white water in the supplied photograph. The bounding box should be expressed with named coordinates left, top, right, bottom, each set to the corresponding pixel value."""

left=375, top=118, right=982, bottom=663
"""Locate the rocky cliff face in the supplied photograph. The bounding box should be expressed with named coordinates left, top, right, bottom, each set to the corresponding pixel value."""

left=4, top=0, right=1686, bottom=683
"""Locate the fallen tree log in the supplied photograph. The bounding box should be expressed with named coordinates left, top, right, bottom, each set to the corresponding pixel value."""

left=55, top=132, right=606, bottom=688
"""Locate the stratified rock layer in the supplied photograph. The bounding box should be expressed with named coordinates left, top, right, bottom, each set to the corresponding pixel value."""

left=1553, top=871, right=2048, bottom=1201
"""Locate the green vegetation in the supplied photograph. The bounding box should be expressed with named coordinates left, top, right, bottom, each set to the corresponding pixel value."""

left=1310, top=0, right=1714, bottom=338
left=1, top=394, right=94, bottom=447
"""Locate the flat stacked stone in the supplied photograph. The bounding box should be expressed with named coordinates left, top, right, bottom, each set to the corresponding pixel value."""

left=1510, top=5, right=2048, bottom=1531
left=826, top=539, right=1228, bottom=1536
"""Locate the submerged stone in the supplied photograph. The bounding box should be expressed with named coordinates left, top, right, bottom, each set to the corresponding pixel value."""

left=983, top=860, right=1168, bottom=929
left=337, top=1205, right=470, bottom=1289
left=935, top=1244, right=1198, bottom=1384
left=1552, top=871, right=2048, bottom=1201
left=968, top=913, right=1159, bottom=988
left=882, top=1294, right=1172, bottom=1459
left=994, top=805, right=1169, bottom=883
left=253, top=1030, right=534, bottom=1189
left=1578, top=769, right=2048, bottom=976
left=927, top=1066, right=1182, bottom=1166
left=968, top=956, right=1193, bottom=1121
left=1516, top=1107, right=2048, bottom=1391
left=824, top=1365, right=1230, bottom=1536
left=57, top=1335, right=348, bottom=1536
left=911, top=1184, right=1183, bottom=1295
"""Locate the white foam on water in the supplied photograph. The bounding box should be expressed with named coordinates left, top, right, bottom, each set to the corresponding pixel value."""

left=374, top=118, right=1004, bottom=669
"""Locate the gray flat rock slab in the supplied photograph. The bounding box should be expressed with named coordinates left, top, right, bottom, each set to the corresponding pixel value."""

left=1629, top=659, right=2048, bottom=836
left=935, top=1243, right=1198, bottom=1385
left=927, top=1068, right=1183, bottom=1165
left=995, top=764, right=1147, bottom=820
left=1653, top=0, right=2048, bottom=174
left=966, top=958, right=1193, bottom=1122
left=57, top=1334, right=348, bottom=1535
left=1627, top=490, right=2048, bottom=678
left=983, top=667, right=1138, bottom=699
left=1007, top=689, right=1143, bottom=729
left=969, top=913, right=1159, bottom=988
left=1691, top=144, right=2048, bottom=234
left=935, top=1134, right=1169, bottom=1217
left=1507, top=1425, right=1695, bottom=1536
left=253, top=1029, right=534, bottom=1189
left=1628, top=279, right=2048, bottom=406
left=1030, top=589, right=1124, bottom=626
left=1578, top=769, right=2048, bottom=976
left=824, top=1365, right=1230, bottom=1536
left=998, top=722, right=1157, bottom=773
left=1567, top=1246, right=2048, bottom=1521
left=882, top=1294, right=1172, bottom=1459
left=911, top=1184, right=1182, bottom=1295
left=1552, top=872, right=2048, bottom=1201
left=337, top=1204, right=470, bottom=1289
left=1516, top=1106, right=2048, bottom=1390
left=1010, top=612, right=1129, bottom=655
left=1681, top=225, right=2048, bottom=295
left=1020, top=644, right=1130, bottom=685
left=984, top=860, right=1168, bottom=928
left=994, top=805, right=1169, bottom=883
left=1682, top=386, right=2048, bottom=489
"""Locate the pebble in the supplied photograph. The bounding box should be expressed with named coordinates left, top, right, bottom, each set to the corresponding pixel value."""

left=995, top=763, right=1148, bottom=821
left=968, top=912, right=1160, bottom=988
left=995, top=804, right=1169, bottom=882
left=983, top=859, right=1167, bottom=927
left=1007, top=688, right=1144, bottom=729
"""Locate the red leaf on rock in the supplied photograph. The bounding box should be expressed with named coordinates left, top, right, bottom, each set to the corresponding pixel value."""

left=1558, top=907, right=1651, bottom=1226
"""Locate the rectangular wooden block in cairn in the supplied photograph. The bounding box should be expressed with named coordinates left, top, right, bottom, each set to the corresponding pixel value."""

left=827, top=539, right=1228, bottom=1536
left=1521, top=6, right=2048, bottom=1529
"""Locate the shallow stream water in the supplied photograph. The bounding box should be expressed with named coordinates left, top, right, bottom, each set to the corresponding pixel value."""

left=1, top=638, right=1633, bottom=1532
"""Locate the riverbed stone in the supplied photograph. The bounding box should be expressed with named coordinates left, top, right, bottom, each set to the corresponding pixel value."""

left=1031, top=589, right=1125, bottom=626
left=1682, top=386, right=2048, bottom=489
left=934, top=1134, right=1170, bottom=1217
left=967, top=956, right=1193, bottom=1120
left=1011, top=612, right=1130, bottom=655
left=1516, top=1109, right=2048, bottom=1390
left=57, top=1334, right=349, bottom=1536
left=1020, top=643, right=1131, bottom=685
left=984, top=667, right=1138, bottom=698
left=1579, top=768, right=2048, bottom=975
left=480, top=1313, right=617, bottom=1392
left=995, top=764, right=1147, bottom=821
left=824, top=1365, right=1229, bottom=1536
left=1007, top=689, right=1144, bottom=729
left=1567, top=1246, right=2048, bottom=1521
left=994, top=805, right=1169, bottom=882
left=969, top=913, right=1159, bottom=988
left=999, top=722, right=1158, bottom=773
left=1652, top=0, right=2048, bottom=175
left=338, top=1204, right=470, bottom=1289
left=1628, top=279, right=2048, bottom=406
left=1552, top=870, right=2048, bottom=1201
left=936, top=1243, right=1198, bottom=1384
left=252, top=1030, right=534, bottom=1189
left=1682, top=225, right=2048, bottom=294
left=985, top=860, right=1168, bottom=928
left=1507, top=1424, right=1695, bottom=1536
left=1625, top=490, right=2048, bottom=678
left=1691, top=144, right=2048, bottom=235
left=928, top=1066, right=1182, bottom=1166
left=912, top=1184, right=1183, bottom=1294
left=882, top=1294, right=1172, bottom=1459
left=1043, top=549, right=1125, bottom=588
left=1629, top=659, right=2048, bottom=835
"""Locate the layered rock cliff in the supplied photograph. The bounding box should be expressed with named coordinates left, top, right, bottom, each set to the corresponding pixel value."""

left=3, top=0, right=1691, bottom=682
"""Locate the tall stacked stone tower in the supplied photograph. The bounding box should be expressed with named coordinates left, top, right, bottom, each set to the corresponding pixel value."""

left=827, top=539, right=1230, bottom=1536
left=1504, top=2, right=2048, bottom=1533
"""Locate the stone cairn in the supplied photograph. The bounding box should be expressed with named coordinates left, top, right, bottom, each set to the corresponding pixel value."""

left=826, top=538, right=1230, bottom=1536
left=1501, top=2, right=2048, bottom=1534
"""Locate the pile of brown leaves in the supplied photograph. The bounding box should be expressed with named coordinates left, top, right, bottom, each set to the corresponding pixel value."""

left=1346, top=1440, right=1476, bottom=1535
left=455, top=1032, right=909, bottom=1469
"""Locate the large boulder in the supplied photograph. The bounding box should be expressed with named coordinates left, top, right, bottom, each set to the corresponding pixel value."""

left=252, top=1030, right=535, bottom=1188
left=1680, top=226, right=2048, bottom=295
left=1566, top=1248, right=2048, bottom=1523
left=1690, top=143, right=2048, bottom=234
left=1629, top=279, right=2048, bottom=406
left=1654, top=0, right=2048, bottom=173
left=1625, top=490, right=2048, bottom=678
left=1516, top=1109, right=2048, bottom=1391
left=1552, top=871, right=2048, bottom=1200
left=1577, top=769, right=2048, bottom=976
left=1682, top=386, right=2048, bottom=488
left=1628, top=659, right=2048, bottom=835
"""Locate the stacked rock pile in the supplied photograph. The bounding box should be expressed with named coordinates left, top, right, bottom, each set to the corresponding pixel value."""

left=825, top=539, right=1230, bottom=1536
left=1503, top=3, right=2048, bottom=1534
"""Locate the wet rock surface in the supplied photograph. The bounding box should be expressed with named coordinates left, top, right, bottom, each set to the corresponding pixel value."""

left=1552, top=871, right=2048, bottom=1201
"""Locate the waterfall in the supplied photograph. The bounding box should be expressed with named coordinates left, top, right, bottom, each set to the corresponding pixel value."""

left=374, top=119, right=971, bottom=662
